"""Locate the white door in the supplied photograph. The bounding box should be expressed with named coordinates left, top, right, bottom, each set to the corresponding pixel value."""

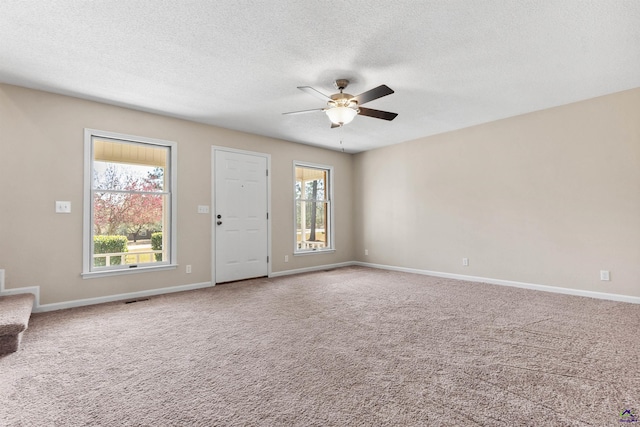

left=214, top=149, right=269, bottom=283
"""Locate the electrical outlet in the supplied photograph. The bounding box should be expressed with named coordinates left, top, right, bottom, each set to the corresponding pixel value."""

left=600, top=270, right=610, bottom=281
left=462, top=258, right=469, bottom=266
left=365, top=249, right=369, bottom=256
left=284, top=255, right=289, bottom=262
left=186, top=265, right=192, bottom=274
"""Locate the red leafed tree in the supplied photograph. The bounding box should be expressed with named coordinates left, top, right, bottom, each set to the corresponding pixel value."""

left=93, top=164, right=163, bottom=240
left=94, top=191, right=127, bottom=235
left=122, top=180, right=163, bottom=242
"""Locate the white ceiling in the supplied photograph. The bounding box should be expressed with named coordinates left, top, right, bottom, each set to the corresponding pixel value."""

left=1, top=1, right=639, bottom=153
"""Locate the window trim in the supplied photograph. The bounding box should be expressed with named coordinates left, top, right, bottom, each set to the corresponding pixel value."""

left=293, top=161, right=335, bottom=255
left=82, top=129, right=178, bottom=278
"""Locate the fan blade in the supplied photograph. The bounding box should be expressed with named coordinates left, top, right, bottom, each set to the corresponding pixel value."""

left=282, top=108, right=325, bottom=115
left=353, top=85, right=394, bottom=105
left=298, top=86, right=332, bottom=101
left=331, top=123, right=340, bottom=129
left=358, top=107, right=398, bottom=121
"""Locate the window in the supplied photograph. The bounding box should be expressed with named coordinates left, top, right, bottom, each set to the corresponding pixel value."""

left=294, top=162, right=334, bottom=254
left=83, top=129, right=177, bottom=277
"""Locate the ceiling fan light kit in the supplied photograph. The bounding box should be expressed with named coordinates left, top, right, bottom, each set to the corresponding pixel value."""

left=284, top=79, right=398, bottom=128
left=325, top=106, right=358, bottom=126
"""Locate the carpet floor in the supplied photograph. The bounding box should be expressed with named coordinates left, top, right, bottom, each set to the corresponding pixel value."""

left=1, top=266, right=638, bottom=426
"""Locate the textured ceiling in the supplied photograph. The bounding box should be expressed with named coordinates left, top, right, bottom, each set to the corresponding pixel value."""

left=1, top=1, right=639, bottom=153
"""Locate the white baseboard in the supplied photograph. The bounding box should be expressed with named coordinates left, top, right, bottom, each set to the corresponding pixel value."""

left=3, top=269, right=216, bottom=313
left=269, top=261, right=356, bottom=278
left=354, top=261, right=640, bottom=304
left=34, top=281, right=214, bottom=313
left=0, top=269, right=41, bottom=308
left=3, top=261, right=638, bottom=313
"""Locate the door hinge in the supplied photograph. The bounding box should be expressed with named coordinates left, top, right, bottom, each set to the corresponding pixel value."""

left=266, top=212, right=269, bottom=219
left=267, top=256, right=269, bottom=263
left=266, top=169, right=268, bottom=176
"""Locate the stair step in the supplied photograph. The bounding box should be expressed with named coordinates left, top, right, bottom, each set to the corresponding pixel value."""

left=0, top=293, right=36, bottom=355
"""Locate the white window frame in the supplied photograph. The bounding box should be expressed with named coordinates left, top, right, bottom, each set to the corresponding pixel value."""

left=82, top=129, right=178, bottom=278
left=293, top=161, right=335, bottom=255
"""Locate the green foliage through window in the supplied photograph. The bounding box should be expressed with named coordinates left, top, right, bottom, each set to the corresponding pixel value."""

left=93, top=235, right=128, bottom=266
left=151, top=232, right=163, bottom=262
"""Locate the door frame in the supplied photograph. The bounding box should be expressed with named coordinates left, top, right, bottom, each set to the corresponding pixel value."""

left=211, top=146, right=272, bottom=284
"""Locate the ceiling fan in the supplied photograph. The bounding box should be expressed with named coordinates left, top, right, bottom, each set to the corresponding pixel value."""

left=283, top=79, right=398, bottom=128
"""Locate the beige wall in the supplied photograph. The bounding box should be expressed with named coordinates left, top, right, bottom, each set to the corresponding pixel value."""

left=354, top=88, right=640, bottom=297
left=0, top=84, right=354, bottom=305
left=2, top=83, right=638, bottom=306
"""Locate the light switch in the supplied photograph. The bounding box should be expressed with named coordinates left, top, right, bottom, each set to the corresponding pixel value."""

left=55, top=201, right=71, bottom=213
left=197, top=205, right=210, bottom=214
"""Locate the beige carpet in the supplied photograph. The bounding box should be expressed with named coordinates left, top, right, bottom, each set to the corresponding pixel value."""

left=1, top=266, right=638, bottom=426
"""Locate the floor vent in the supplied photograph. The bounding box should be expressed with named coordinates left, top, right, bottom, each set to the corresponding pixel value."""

left=124, top=298, right=150, bottom=304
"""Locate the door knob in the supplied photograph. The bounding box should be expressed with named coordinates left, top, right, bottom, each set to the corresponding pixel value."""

left=217, top=221, right=222, bottom=225
left=217, top=214, right=222, bottom=219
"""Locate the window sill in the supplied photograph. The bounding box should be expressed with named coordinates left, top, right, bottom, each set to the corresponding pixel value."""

left=82, top=264, right=178, bottom=279
left=294, top=249, right=336, bottom=256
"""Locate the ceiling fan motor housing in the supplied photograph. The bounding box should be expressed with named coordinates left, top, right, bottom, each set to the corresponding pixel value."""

left=329, top=92, right=358, bottom=109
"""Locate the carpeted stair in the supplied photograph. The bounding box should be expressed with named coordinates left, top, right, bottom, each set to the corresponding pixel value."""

left=0, top=293, right=35, bottom=355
